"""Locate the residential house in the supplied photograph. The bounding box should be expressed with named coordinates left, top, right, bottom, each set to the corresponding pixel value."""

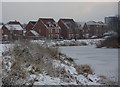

left=33, top=18, right=61, bottom=39
left=4, top=24, right=24, bottom=40
left=58, top=19, right=81, bottom=39
left=86, top=21, right=108, bottom=38
left=25, top=21, right=37, bottom=31
left=77, top=22, right=89, bottom=38
left=0, top=25, right=12, bottom=41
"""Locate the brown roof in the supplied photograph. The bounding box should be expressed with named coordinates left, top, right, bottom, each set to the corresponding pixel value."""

left=8, top=20, right=23, bottom=27
left=39, top=18, right=60, bottom=29
left=59, top=19, right=75, bottom=22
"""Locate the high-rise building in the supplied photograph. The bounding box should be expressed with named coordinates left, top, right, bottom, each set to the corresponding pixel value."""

left=105, top=16, right=118, bottom=32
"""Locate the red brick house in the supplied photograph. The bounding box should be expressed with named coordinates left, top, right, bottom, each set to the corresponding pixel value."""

left=0, top=25, right=12, bottom=41
left=86, top=21, right=108, bottom=38
left=4, top=24, right=24, bottom=40
left=58, top=19, right=81, bottom=39
left=33, top=18, right=61, bottom=39
left=25, top=21, right=37, bottom=31
left=77, top=22, right=89, bottom=38
left=82, top=23, right=89, bottom=38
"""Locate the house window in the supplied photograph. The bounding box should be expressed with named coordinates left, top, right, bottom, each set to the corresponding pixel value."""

left=49, top=24, right=52, bottom=27
left=3, top=35, right=8, bottom=40
left=10, top=30, right=13, bottom=34
left=86, top=30, right=88, bottom=32
left=49, top=35, right=51, bottom=39
left=1, top=30, right=3, bottom=34
left=51, top=34, right=53, bottom=39
left=55, top=29, right=58, bottom=33
left=51, top=29, right=52, bottom=33
left=39, top=29, right=41, bottom=33
left=69, top=34, right=72, bottom=39
left=56, top=24, right=58, bottom=27
left=49, top=29, right=51, bottom=33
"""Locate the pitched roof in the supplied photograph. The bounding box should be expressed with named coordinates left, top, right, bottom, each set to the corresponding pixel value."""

left=86, top=21, right=106, bottom=26
left=7, top=20, right=23, bottom=27
left=59, top=19, right=76, bottom=29
left=30, top=30, right=40, bottom=36
left=5, top=24, right=23, bottom=30
left=77, top=22, right=86, bottom=29
left=39, top=18, right=61, bottom=29
left=59, top=19, right=74, bottom=22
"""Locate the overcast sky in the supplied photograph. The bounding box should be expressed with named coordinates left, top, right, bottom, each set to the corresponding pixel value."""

left=2, top=2, right=118, bottom=24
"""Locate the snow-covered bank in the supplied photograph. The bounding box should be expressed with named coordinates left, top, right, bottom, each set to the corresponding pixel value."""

left=31, top=39, right=104, bottom=47
left=59, top=46, right=118, bottom=82
left=2, top=40, right=116, bottom=85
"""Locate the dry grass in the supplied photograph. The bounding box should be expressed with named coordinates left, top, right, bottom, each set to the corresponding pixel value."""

left=96, top=40, right=119, bottom=48
left=56, top=41, right=88, bottom=46
left=80, top=41, right=87, bottom=46
left=3, top=40, right=110, bottom=85
left=2, top=40, right=61, bottom=85
left=69, top=43, right=77, bottom=46
left=98, top=75, right=117, bottom=85
left=74, top=64, right=93, bottom=75
left=96, top=35, right=119, bottom=48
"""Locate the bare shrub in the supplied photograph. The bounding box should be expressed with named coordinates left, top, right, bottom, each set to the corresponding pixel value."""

left=80, top=41, right=87, bottom=46
left=69, top=43, right=77, bottom=46
left=96, top=40, right=105, bottom=48
left=81, top=64, right=93, bottom=74
left=96, top=35, right=119, bottom=48
left=60, top=43, right=67, bottom=46
left=96, top=40, right=119, bottom=48
left=47, top=47, right=59, bottom=59
left=2, top=40, right=62, bottom=85
left=74, top=64, right=93, bottom=75
left=98, top=75, right=117, bottom=85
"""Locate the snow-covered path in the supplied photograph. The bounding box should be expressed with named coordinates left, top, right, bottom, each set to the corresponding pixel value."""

left=59, top=46, right=118, bottom=82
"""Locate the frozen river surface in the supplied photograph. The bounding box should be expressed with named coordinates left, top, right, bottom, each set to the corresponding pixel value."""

left=59, top=46, right=118, bottom=82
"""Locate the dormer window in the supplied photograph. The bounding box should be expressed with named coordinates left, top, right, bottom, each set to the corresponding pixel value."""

left=52, top=24, right=54, bottom=27
left=47, top=22, right=52, bottom=27
left=49, top=24, right=52, bottom=27
left=56, top=24, right=58, bottom=27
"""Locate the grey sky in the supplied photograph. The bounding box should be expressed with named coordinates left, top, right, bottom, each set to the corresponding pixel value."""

left=0, top=2, right=2, bottom=22
left=2, top=2, right=118, bottom=24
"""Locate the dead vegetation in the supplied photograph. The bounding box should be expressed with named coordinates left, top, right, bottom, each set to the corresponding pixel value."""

left=56, top=41, right=88, bottom=46
left=2, top=40, right=116, bottom=85
left=96, top=35, right=119, bottom=48
left=74, top=64, right=93, bottom=75
left=2, top=40, right=61, bottom=85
